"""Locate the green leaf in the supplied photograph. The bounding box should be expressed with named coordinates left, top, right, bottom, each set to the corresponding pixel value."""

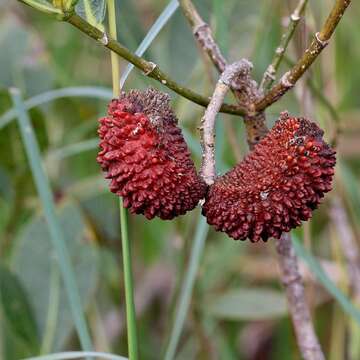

left=11, top=202, right=100, bottom=351
left=0, top=264, right=40, bottom=355
left=207, top=287, right=287, bottom=320
left=75, top=0, right=107, bottom=30
left=292, top=236, right=360, bottom=326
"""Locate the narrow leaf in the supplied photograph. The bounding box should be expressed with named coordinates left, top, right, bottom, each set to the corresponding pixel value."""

left=293, top=236, right=360, bottom=325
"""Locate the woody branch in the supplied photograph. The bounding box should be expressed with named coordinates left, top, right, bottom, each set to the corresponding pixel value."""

left=200, top=60, right=252, bottom=185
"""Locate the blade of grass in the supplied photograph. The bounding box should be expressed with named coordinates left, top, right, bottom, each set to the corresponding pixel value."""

left=107, top=0, right=139, bottom=359
left=10, top=88, right=93, bottom=352
left=164, top=216, right=209, bottom=360
left=23, top=351, right=127, bottom=360
left=292, top=236, right=360, bottom=325
left=120, top=0, right=179, bottom=87
left=0, top=87, right=113, bottom=130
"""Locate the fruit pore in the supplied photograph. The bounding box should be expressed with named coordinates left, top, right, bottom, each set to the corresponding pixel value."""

left=202, top=112, right=336, bottom=242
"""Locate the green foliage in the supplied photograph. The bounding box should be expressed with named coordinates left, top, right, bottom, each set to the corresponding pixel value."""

left=1, top=1, right=360, bottom=360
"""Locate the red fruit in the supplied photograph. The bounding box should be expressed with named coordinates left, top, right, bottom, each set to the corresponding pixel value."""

left=97, top=88, right=206, bottom=220
left=202, top=112, right=336, bottom=242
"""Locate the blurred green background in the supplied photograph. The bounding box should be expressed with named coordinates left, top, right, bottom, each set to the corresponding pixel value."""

left=1, top=0, right=360, bottom=359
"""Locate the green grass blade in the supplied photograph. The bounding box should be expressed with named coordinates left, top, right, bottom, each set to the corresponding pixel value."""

left=120, top=0, right=179, bottom=87
left=10, top=88, right=93, bottom=352
left=0, top=86, right=112, bottom=130
left=164, top=216, right=209, bottom=360
left=23, top=351, right=127, bottom=360
left=119, top=199, right=138, bottom=360
left=292, top=236, right=360, bottom=325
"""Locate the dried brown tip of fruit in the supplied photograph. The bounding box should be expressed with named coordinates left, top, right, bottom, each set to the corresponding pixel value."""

left=97, top=88, right=207, bottom=220
left=202, top=111, right=336, bottom=242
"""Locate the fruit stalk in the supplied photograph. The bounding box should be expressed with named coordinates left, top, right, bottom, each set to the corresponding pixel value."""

left=199, top=60, right=252, bottom=185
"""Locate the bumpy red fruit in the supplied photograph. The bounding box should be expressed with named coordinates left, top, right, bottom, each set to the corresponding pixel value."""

left=202, top=112, right=336, bottom=242
left=97, top=88, right=206, bottom=220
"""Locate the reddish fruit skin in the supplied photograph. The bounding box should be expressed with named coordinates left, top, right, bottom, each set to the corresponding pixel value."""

left=202, top=112, right=336, bottom=242
left=97, top=88, right=206, bottom=220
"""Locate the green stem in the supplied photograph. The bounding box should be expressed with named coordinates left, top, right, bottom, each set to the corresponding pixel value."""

left=107, top=0, right=120, bottom=96
left=63, top=13, right=246, bottom=116
left=106, top=0, right=139, bottom=359
left=119, top=200, right=138, bottom=360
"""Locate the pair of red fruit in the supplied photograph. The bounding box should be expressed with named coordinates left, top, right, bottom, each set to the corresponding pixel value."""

left=97, top=88, right=336, bottom=242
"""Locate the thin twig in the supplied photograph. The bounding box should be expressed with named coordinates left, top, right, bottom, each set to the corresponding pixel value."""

left=17, top=1, right=246, bottom=115
left=179, top=0, right=260, bottom=104
left=260, top=0, right=309, bottom=91
left=276, top=234, right=325, bottom=360
left=179, top=0, right=226, bottom=73
left=330, top=197, right=360, bottom=299
left=283, top=55, right=341, bottom=145
left=200, top=61, right=252, bottom=184
left=254, top=0, right=352, bottom=113
left=62, top=13, right=246, bottom=116
left=178, top=0, right=267, bottom=148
